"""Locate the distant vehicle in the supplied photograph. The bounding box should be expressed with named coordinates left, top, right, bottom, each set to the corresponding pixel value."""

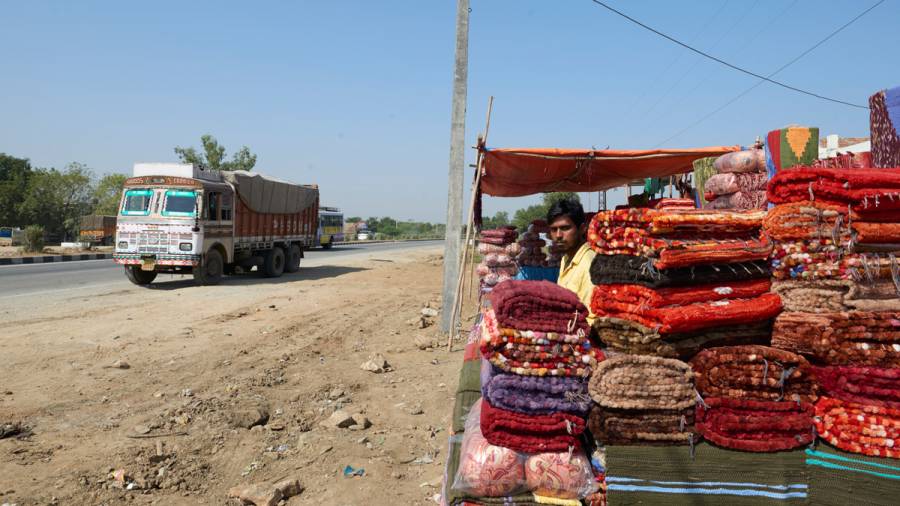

left=79, top=215, right=117, bottom=245
left=356, top=231, right=372, bottom=241
left=0, top=227, right=24, bottom=246
left=113, top=163, right=319, bottom=286
left=317, top=206, right=344, bottom=249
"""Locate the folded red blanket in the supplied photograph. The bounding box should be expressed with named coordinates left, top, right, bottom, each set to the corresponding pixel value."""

left=591, top=208, right=766, bottom=236
left=690, top=345, right=817, bottom=403
left=815, top=396, right=900, bottom=459
left=815, top=366, right=900, bottom=409
left=767, top=166, right=900, bottom=210
left=489, top=280, right=590, bottom=334
left=480, top=398, right=585, bottom=453
left=593, top=279, right=771, bottom=309
left=591, top=288, right=782, bottom=335
left=696, top=397, right=814, bottom=452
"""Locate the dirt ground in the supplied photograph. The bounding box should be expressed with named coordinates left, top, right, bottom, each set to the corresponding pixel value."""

left=0, top=247, right=477, bottom=505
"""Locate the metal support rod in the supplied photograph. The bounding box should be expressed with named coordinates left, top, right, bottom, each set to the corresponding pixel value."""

left=440, top=0, right=470, bottom=333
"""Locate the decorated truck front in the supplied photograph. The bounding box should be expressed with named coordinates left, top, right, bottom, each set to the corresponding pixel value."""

left=113, top=163, right=318, bottom=286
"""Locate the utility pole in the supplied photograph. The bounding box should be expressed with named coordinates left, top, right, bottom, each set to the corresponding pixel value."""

left=441, top=0, right=470, bottom=333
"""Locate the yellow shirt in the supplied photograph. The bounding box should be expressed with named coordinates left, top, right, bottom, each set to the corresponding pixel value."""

left=557, top=242, right=597, bottom=325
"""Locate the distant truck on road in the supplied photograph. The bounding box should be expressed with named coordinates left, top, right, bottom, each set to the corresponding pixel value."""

left=113, top=163, right=319, bottom=286
left=79, top=215, right=117, bottom=245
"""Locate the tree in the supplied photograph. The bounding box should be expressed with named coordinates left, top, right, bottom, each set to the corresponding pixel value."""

left=345, top=216, right=362, bottom=223
left=482, top=211, right=510, bottom=230
left=512, top=192, right=580, bottom=230
left=93, top=173, right=128, bottom=215
left=174, top=134, right=257, bottom=171
left=18, top=163, right=95, bottom=240
left=0, top=153, right=34, bottom=227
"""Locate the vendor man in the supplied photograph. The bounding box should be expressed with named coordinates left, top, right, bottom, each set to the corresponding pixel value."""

left=547, top=198, right=596, bottom=324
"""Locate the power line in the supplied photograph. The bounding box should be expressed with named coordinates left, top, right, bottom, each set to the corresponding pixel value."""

left=654, top=0, right=884, bottom=147
left=589, top=0, right=873, bottom=109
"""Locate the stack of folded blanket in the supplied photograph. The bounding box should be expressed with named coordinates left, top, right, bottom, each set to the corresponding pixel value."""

left=517, top=223, right=547, bottom=267
left=588, top=207, right=778, bottom=359
left=588, top=208, right=771, bottom=270
left=477, top=227, right=520, bottom=291
left=452, top=280, right=605, bottom=503
left=772, top=311, right=900, bottom=366
left=702, top=148, right=769, bottom=210
left=587, top=355, right=695, bottom=445
left=691, top=345, right=817, bottom=451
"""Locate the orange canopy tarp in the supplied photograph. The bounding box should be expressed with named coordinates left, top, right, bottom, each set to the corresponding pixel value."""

left=479, top=146, right=741, bottom=197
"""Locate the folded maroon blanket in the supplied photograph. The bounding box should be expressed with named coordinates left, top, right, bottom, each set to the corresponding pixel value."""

left=480, top=398, right=585, bottom=453
left=489, top=280, right=590, bottom=334
left=690, top=345, right=818, bottom=403
left=815, top=366, right=900, bottom=409
left=696, top=397, right=814, bottom=452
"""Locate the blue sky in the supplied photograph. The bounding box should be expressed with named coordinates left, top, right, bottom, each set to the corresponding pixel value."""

left=1, top=1, right=897, bottom=222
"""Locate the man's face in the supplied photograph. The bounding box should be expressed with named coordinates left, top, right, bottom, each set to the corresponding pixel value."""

left=548, top=215, right=583, bottom=253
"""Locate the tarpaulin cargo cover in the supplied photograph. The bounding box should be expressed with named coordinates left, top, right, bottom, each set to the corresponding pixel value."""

left=479, top=146, right=741, bottom=197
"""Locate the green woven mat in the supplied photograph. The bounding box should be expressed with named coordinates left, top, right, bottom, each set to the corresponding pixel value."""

left=806, top=444, right=900, bottom=506
left=451, top=358, right=483, bottom=433
left=605, top=443, right=808, bottom=505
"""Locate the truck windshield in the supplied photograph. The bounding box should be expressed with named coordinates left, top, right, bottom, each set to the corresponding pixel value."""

left=121, top=190, right=153, bottom=216
left=162, top=190, right=197, bottom=217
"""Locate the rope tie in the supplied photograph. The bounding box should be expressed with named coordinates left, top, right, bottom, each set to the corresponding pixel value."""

left=808, top=183, right=815, bottom=202
left=679, top=414, right=686, bottom=433
left=761, top=358, right=770, bottom=383
left=891, top=254, right=900, bottom=295
left=694, top=389, right=708, bottom=409
left=567, top=310, right=579, bottom=334
left=689, top=433, right=696, bottom=460
left=809, top=424, right=818, bottom=450
left=565, top=419, right=573, bottom=435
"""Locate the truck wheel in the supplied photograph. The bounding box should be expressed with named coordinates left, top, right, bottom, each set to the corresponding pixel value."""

left=285, top=244, right=302, bottom=273
left=125, top=266, right=157, bottom=286
left=262, top=247, right=285, bottom=278
left=194, top=249, right=224, bottom=285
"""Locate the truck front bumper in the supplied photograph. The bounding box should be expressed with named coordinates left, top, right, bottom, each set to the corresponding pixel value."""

left=113, top=253, right=200, bottom=267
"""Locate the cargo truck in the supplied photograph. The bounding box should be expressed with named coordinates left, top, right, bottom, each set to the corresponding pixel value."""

left=113, top=163, right=319, bottom=286
left=79, top=215, right=117, bottom=245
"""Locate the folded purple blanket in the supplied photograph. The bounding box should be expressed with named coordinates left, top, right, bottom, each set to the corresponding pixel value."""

left=480, top=360, right=591, bottom=416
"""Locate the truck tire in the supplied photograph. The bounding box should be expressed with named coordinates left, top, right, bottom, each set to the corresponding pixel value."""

left=125, top=266, right=157, bottom=286
left=262, top=247, right=285, bottom=278
left=285, top=244, right=302, bottom=273
left=194, top=249, right=224, bottom=285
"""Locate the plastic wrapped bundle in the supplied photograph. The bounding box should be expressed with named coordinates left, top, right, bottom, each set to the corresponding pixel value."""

left=713, top=148, right=766, bottom=174
left=517, top=229, right=547, bottom=267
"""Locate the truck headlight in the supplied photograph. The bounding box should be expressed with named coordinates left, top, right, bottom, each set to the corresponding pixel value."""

left=118, top=241, right=128, bottom=249
left=179, top=242, right=193, bottom=251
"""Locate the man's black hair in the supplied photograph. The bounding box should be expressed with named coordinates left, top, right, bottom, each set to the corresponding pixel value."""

left=546, top=198, right=586, bottom=227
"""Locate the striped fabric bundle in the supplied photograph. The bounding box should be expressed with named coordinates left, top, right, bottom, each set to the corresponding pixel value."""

left=815, top=396, right=900, bottom=459
left=870, top=85, right=900, bottom=168
left=765, top=126, right=820, bottom=177
left=605, top=444, right=809, bottom=504
left=805, top=447, right=900, bottom=506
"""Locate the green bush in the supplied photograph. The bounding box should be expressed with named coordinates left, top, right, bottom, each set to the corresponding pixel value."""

left=23, top=225, right=45, bottom=252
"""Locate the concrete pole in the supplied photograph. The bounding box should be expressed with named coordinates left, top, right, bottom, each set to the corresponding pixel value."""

left=441, top=0, right=470, bottom=333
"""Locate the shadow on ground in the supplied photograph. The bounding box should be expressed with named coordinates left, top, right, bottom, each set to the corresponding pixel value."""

left=146, top=265, right=370, bottom=290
